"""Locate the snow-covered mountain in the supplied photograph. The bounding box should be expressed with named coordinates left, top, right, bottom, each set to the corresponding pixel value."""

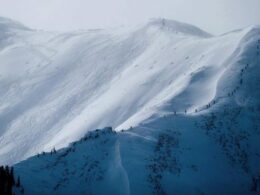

left=0, top=17, right=260, bottom=194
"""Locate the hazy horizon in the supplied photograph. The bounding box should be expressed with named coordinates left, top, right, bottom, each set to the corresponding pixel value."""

left=0, top=0, right=259, bottom=35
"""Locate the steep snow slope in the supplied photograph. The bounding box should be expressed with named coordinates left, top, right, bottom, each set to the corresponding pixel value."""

left=15, top=100, right=260, bottom=195
left=0, top=17, right=259, bottom=167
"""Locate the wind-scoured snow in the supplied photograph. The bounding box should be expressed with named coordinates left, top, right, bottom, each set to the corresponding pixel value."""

left=0, top=17, right=259, bottom=173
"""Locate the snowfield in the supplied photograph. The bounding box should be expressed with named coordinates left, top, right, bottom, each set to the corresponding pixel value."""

left=0, top=17, right=260, bottom=194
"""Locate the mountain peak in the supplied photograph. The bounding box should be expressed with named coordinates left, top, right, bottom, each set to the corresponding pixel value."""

left=143, top=18, right=212, bottom=37
left=0, top=16, right=30, bottom=31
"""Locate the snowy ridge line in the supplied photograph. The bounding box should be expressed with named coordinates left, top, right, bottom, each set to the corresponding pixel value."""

left=0, top=17, right=260, bottom=166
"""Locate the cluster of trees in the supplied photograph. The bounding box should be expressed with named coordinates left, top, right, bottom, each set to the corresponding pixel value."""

left=0, top=166, right=22, bottom=195
left=227, top=63, right=250, bottom=99
left=50, top=148, right=57, bottom=155
left=80, top=127, right=116, bottom=142
left=172, top=99, right=218, bottom=115
left=147, top=133, right=180, bottom=195
left=37, top=147, right=57, bottom=157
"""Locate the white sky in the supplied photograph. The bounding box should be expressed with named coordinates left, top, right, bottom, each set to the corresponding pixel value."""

left=0, top=0, right=259, bottom=34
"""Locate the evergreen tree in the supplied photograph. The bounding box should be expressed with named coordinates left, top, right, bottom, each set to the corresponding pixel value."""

left=0, top=165, right=16, bottom=195
left=16, top=176, right=21, bottom=187
left=10, top=167, right=15, bottom=185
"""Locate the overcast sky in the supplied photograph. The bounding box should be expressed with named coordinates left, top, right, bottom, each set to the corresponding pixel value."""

left=0, top=0, right=259, bottom=34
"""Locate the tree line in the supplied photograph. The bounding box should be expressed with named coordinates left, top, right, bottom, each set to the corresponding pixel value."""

left=0, top=165, right=23, bottom=195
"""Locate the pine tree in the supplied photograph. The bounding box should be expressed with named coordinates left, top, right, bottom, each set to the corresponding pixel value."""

left=0, top=165, right=15, bottom=195
left=0, top=166, right=4, bottom=194
left=16, top=176, right=21, bottom=187
left=10, top=167, right=15, bottom=185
